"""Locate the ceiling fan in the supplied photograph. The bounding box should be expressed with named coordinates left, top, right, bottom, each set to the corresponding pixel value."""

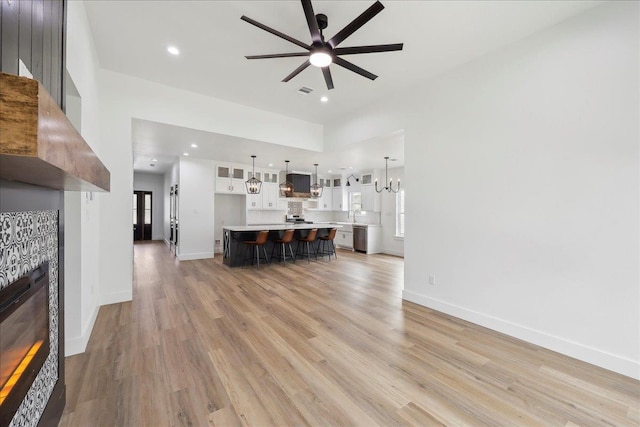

left=241, top=0, right=403, bottom=90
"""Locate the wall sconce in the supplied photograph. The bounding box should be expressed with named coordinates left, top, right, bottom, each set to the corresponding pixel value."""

left=346, top=174, right=359, bottom=187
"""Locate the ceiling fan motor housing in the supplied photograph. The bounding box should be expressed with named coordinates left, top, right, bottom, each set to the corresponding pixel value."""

left=316, top=13, right=328, bottom=31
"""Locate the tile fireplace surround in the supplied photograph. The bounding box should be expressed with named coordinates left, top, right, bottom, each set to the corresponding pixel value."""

left=0, top=211, right=59, bottom=427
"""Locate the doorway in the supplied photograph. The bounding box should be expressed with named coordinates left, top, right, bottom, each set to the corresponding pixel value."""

left=133, top=191, right=152, bottom=241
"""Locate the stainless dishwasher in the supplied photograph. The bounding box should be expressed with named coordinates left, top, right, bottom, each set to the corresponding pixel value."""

left=353, top=225, right=367, bottom=253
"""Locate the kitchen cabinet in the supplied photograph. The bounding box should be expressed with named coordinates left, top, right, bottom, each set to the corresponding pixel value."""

left=332, top=178, right=346, bottom=211
left=262, top=182, right=281, bottom=210
left=247, top=190, right=262, bottom=210
left=361, top=185, right=374, bottom=212
left=318, top=177, right=332, bottom=210
left=361, top=172, right=373, bottom=185
left=216, top=163, right=247, bottom=194
left=334, top=224, right=353, bottom=249
left=246, top=168, right=283, bottom=210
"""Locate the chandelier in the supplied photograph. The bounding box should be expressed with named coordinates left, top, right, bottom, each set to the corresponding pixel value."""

left=310, top=163, right=323, bottom=198
left=245, top=155, right=262, bottom=194
left=375, top=157, right=400, bottom=193
left=279, top=160, right=294, bottom=197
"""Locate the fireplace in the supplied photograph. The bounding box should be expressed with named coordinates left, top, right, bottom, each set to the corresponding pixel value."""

left=0, top=262, right=50, bottom=427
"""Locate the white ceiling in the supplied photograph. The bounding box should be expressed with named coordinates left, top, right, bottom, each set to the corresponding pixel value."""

left=83, top=1, right=601, bottom=173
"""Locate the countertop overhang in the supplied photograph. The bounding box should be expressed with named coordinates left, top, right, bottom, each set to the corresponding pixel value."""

left=0, top=72, right=110, bottom=192
left=224, top=223, right=344, bottom=232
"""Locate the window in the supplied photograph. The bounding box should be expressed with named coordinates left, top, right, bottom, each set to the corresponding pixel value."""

left=396, top=190, right=405, bottom=237
left=144, top=194, right=152, bottom=224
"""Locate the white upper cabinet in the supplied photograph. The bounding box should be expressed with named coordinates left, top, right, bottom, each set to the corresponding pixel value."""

left=216, top=163, right=247, bottom=194
left=360, top=170, right=380, bottom=212
left=317, top=176, right=332, bottom=210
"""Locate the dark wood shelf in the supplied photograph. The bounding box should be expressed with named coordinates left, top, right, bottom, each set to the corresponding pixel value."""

left=0, top=72, right=110, bottom=192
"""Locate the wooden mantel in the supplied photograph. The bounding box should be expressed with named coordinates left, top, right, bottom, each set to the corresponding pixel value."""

left=0, top=72, right=110, bottom=192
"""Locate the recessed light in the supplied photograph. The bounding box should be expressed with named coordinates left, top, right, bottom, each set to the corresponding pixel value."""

left=349, top=166, right=353, bottom=169
left=167, top=46, right=180, bottom=55
left=268, top=163, right=273, bottom=167
left=320, top=96, right=328, bottom=103
left=327, top=170, right=332, bottom=173
left=183, top=152, right=189, bottom=156
left=191, top=143, right=198, bottom=148
left=151, top=158, right=158, bottom=162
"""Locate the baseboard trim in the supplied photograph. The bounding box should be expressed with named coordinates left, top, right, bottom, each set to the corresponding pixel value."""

left=382, top=248, right=404, bottom=257
left=178, top=252, right=214, bottom=261
left=100, top=289, right=133, bottom=306
left=402, top=290, right=640, bottom=380
left=65, top=302, right=100, bottom=356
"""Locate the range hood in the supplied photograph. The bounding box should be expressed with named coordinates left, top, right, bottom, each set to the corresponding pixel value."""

left=286, top=173, right=311, bottom=198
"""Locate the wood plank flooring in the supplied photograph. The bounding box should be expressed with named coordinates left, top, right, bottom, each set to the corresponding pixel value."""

left=60, top=241, right=639, bottom=426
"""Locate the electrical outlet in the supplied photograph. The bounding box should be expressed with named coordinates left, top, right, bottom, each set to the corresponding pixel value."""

left=428, top=275, right=436, bottom=286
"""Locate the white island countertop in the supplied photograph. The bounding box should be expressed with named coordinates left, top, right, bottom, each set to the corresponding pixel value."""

left=223, top=223, right=343, bottom=232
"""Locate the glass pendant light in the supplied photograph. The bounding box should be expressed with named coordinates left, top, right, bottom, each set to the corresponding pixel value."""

left=279, top=160, right=294, bottom=197
left=245, top=155, right=262, bottom=194
left=310, top=163, right=323, bottom=198
left=375, top=157, right=400, bottom=193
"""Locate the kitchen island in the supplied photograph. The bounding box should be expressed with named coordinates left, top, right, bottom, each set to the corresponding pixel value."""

left=222, top=223, right=341, bottom=267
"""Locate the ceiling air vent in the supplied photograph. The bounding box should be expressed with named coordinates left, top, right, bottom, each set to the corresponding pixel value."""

left=297, top=86, right=314, bottom=95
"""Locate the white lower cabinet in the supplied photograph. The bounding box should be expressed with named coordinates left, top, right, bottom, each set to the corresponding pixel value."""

left=334, top=224, right=353, bottom=249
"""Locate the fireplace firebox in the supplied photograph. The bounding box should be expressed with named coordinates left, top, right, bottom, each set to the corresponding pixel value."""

left=0, top=262, right=50, bottom=427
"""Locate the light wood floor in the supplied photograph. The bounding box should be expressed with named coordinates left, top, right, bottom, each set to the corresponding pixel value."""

left=60, top=241, right=639, bottom=426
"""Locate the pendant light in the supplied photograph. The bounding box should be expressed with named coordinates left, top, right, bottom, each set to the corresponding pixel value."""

left=375, top=157, right=400, bottom=193
left=279, top=160, right=294, bottom=197
left=310, top=164, right=323, bottom=198
left=245, top=155, right=262, bottom=194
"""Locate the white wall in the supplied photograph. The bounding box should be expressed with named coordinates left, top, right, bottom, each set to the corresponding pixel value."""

left=64, top=1, right=104, bottom=355
left=178, top=157, right=215, bottom=260
left=93, top=65, right=324, bottom=308
left=326, top=2, right=639, bottom=379
left=215, top=194, right=247, bottom=252
left=381, top=167, right=404, bottom=257
left=133, top=172, right=165, bottom=240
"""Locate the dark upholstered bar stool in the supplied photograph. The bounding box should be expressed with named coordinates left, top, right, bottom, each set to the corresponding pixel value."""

left=242, top=230, right=270, bottom=268
left=318, top=227, right=338, bottom=261
left=296, top=228, right=318, bottom=263
left=270, top=229, right=295, bottom=265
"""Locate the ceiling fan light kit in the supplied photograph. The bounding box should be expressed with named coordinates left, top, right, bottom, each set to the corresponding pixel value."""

left=241, top=0, right=403, bottom=90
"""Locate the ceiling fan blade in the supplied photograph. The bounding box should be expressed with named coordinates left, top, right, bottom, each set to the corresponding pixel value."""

left=246, top=52, right=310, bottom=59
left=301, top=0, right=322, bottom=45
left=327, top=1, right=384, bottom=48
left=282, top=60, right=311, bottom=82
left=334, top=43, right=403, bottom=55
left=322, top=67, right=334, bottom=90
left=241, top=15, right=311, bottom=50
left=333, top=57, right=378, bottom=80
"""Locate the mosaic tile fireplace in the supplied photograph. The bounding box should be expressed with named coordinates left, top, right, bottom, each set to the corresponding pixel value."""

left=0, top=211, right=59, bottom=427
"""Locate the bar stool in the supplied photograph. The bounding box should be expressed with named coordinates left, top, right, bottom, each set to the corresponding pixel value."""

left=296, top=228, right=318, bottom=263
left=318, top=228, right=338, bottom=261
left=270, top=229, right=295, bottom=265
left=242, top=230, right=270, bottom=268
